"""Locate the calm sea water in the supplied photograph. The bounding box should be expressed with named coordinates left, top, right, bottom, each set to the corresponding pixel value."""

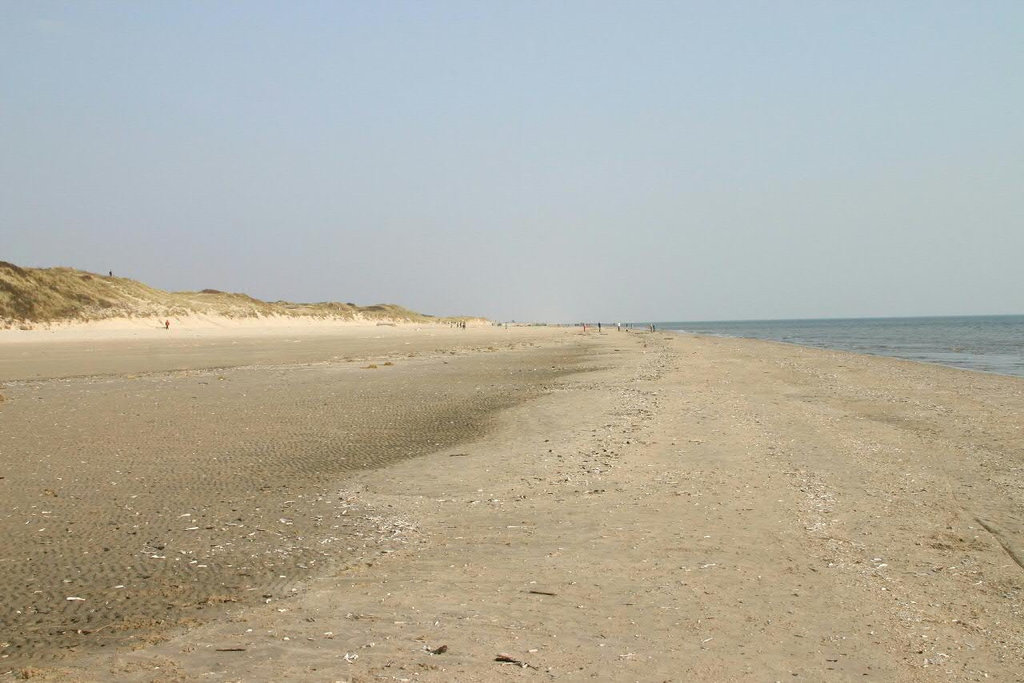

left=656, top=315, right=1024, bottom=379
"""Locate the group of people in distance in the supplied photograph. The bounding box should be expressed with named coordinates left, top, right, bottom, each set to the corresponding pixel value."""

left=580, top=322, right=655, bottom=333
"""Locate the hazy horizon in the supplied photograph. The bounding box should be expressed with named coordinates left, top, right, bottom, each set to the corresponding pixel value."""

left=3, top=2, right=1022, bottom=322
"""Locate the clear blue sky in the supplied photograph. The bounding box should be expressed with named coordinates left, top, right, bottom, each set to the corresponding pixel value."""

left=2, top=1, right=1022, bottom=322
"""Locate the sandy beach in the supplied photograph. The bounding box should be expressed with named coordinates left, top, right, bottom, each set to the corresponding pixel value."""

left=2, top=323, right=1022, bottom=681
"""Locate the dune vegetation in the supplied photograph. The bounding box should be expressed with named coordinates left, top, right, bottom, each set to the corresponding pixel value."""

left=0, top=261, right=452, bottom=327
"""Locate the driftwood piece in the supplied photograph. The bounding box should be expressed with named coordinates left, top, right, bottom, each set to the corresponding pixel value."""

left=495, top=653, right=537, bottom=669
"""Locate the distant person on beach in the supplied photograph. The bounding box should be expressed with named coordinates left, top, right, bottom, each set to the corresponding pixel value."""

left=598, top=322, right=601, bottom=332
left=165, top=320, right=170, bottom=330
left=109, top=270, right=113, bottom=277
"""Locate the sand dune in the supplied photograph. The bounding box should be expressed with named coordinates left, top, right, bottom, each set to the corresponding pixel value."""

left=0, top=261, right=476, bottom=330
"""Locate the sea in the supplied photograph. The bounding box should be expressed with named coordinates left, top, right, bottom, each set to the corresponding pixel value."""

left=653, top=315, right=1024, bottom=379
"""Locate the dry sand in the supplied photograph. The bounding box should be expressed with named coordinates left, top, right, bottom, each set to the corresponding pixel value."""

left=1, top=323, right=1022, bottom=681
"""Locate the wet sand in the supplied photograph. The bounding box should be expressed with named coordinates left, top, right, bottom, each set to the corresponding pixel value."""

left=2, top=327, right=1023, bottom=680
left=0, top=326, right=591, bottom=664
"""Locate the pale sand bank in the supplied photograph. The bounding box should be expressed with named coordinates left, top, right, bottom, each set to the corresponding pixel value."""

left=0, top=314, right=494, bottom=345
left=0, top=319, right=553, bottom=382
left=2, top=328, right=1022, bottom=681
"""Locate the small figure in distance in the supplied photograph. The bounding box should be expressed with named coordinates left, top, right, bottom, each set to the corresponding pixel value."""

left=165, top=320, right=170, bottom=330
left=109, top=270, right=113, bottom=277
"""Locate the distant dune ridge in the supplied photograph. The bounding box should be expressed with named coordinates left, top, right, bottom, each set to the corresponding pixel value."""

left=0, top=261, right=463, bottom=327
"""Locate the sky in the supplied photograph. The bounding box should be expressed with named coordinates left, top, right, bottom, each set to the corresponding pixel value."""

left=2, top=1, right=1022, bottom=322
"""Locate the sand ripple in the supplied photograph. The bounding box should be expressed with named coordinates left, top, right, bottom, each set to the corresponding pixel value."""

left=0, top=346, right=593, bottom=662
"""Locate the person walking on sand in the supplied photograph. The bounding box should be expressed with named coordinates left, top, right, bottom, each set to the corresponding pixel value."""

left=165, top=320, right=170, bottom=330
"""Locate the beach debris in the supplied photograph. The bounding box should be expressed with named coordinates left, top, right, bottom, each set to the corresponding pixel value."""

left=427, top=644, right=448, bottom=655
left=66, top=596, right=85, bottom=601
left=495, top=653, right=536, bottom=669
left=344, top=653, right=358, bottom=663
left=215, top=647, right=247, bottom=652
left=527, top=590, right=557, bottom=596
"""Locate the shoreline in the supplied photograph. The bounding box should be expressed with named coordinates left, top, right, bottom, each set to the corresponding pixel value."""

left=660, top=315, right=1024, bottom=380
left=669, top=328, right=1024, bottom=381
left=3, top=329, right=1022, bottom=679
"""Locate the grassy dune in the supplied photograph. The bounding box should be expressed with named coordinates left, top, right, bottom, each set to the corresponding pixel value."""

left=0, top=261, right=453, bottom=327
